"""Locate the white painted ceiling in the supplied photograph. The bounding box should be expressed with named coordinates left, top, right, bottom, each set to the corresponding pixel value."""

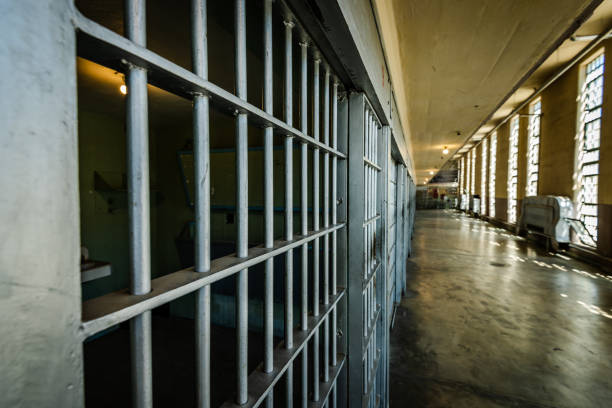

left=373, top=0, right=610, bottom=184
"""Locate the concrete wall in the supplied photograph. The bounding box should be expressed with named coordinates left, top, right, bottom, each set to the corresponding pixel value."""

left=495, top=121, right=510, bottom=222
left=0, top=0, right=83, bottom=406
left=539, top=67, right=578, bottom=199
left=517, top=105, right=529, bottom=220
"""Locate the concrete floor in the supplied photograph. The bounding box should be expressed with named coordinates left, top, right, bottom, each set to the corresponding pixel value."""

left=390, top=210, right=612, bottom=408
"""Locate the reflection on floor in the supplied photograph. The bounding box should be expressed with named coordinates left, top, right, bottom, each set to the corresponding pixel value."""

left=390, top=210, right=612, bottom=408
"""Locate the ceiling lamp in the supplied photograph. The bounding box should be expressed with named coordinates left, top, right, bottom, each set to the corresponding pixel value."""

left=119, top=84, right=127, bottom=95
left=429, top=171, right=434, bottom=175
left=442, top=146, right=449, bottom=155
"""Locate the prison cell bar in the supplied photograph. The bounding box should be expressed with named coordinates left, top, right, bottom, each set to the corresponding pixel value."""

left=75, top=1, right=350, bottom=406
left=74, top=10, right=345, bottom=159
left=312, top=56, right=321, bottom=403
left=235, top=0, right=249, bottom=404
left=192, top=0, right=211, bottom=407
left=323, top=67, right=331, bottom=385
left=263, top=2, right=274, bottom=407
left=81, top=225, right=344, bottom=337
left=284, top=18, right=295, bottom=408
left=220, top=290, right=345, bottom=408
left=300, top=38, right=309, bottom=408
left=331, top=79, right=338, bottom=408
left=124, top=0, right=153, bottom=407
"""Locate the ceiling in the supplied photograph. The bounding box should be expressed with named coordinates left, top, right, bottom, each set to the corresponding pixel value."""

left=471, top=0, right=612, bottom=147
left=372, top=0, right=609, bottom=184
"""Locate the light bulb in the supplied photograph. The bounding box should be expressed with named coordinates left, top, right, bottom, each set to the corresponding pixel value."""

left=120, top=84, right=127, bottom=95
left=429, top=171, right=434, bottom=175
left=442, top=147, right=449, bottom=155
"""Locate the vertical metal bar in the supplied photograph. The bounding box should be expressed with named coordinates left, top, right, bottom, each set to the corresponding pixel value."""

left=332, top=385, right=337, bottom=408
left=312, top=56, right=321, bottom=402
left=299, top=39, right=309, bottom=408
left=235, top=0, right=248, bottom=404
left=322, top=68, right=330, bottom=384
left=301, top=346, right=308, bottom=408
left=331, top=81, right=338, bottom=369
left=300, top=41, right=308, bottom=332
left=125, top=1, right=152, bottom=407
left=263, top=7, right=274, bottom=408
left=323, top=68, right=330, bottom=303
left=364, top=110, right=370, bottom=280
left=192, top=1, right=211, bottom=407
left=331, top=80, right=338, bottom=287
left=284, top=19, right=295, bottom=408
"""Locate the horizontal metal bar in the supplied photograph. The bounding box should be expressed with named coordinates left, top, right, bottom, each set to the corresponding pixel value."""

left=363, top=157, right=381, bottom=171
left=80, top=223, right=345, bottom=339
left=362, top=262, right=381, bottom=292
left=362, top=349, right=381, bottom=408
left=308, top=354, right=346, bottom=408
left=220, top=291, right=345, bottom=408
left=74, top=11, right=346, bottom=160
left=362, top=305, right=381, bottom=356
left=211, top=204, right=318, bottom=213
left=363, top=214, right=381, bottom=227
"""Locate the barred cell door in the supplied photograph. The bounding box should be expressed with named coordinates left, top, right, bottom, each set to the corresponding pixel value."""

left=347, top=94, right=386, bottom=408
left=74, top=0, right=350, bottom=407
left=395, top=165, right=409, bottom=303
left=387, top=156, right=398, bottom=321
left=387, top=159, right=407, bottom=315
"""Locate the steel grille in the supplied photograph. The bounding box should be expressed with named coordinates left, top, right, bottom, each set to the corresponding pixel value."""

left=577, top=53, right=604, bottom=244
left=481, top=138, right=488, bottom=215
left=471, top=148, right=476, bottom=200
left=346, top=94, right=390, bottom=408
left=363, top=102, right=381, bottom=408
left=489, top=132, right=497, bottom=218
left=468, top=151, right=472, bottom=198
left=75, top=1, right=348, bottom=406
left=458, top=156, right=463, bottom=203
left=508, top=116, right=519, bottom=224
left=527, top=100, right=541, bottom=197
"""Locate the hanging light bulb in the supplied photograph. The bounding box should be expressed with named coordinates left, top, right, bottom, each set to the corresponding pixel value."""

left=429, top=171, right=434, bottom=175
left=442, top=146, right=449, bottom=155
left=119, top=84, right=127, bottom=95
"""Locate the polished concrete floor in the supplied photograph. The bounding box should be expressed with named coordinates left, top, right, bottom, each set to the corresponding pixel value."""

left=390, top=210, right=612, bottom=408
